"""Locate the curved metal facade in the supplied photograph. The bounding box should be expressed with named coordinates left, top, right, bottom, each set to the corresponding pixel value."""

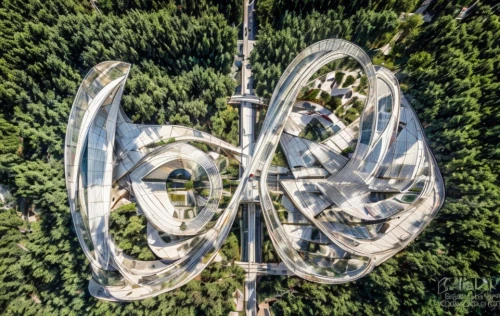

left=65, top=40, right=444, bottom=301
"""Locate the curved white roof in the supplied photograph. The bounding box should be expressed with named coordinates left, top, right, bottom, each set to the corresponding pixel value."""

left=65, top=40, right=444, bottom=301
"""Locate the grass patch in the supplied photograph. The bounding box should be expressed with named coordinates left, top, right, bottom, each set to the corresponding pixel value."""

left=169, top=193, right=185, bottom=203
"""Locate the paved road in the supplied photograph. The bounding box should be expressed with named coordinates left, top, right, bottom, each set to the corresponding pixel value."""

left=255, top=205, right=262, bottom=263
left=245, top=203, right=257, bottom=316
left=239, top=1, right=259, bottom=315
left=240, top=102, right=256, bottom=170
left=241, top=1, right=258, bottom=314
left=241, top=0, right=256, bottom=96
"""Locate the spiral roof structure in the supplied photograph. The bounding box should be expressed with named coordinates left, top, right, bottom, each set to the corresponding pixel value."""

left=65, top=39, right=444, bottom=301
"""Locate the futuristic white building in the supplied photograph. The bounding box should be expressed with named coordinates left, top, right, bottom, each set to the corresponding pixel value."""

left=65, top=39, right=444, bottom=301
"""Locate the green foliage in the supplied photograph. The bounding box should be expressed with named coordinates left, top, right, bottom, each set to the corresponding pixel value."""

left=341, top=146, right=355, bottom=157
left=335, top=97, right=364, bottom=125
left=196, top=261, right=245, bottom=314
left=184, top=180, right=194, bottom=190
left=1, top=3, right=237, bottom=153
left=350, top=9, right=399, bottom=47
left=320, top=91, right=342, bottom=112
left=298, top=88, right=320, bottom=101
left=0, top=209, right=27, bottom=312
left=0, top=115, right=21, bottom=181
left=251, top=8, right=399, bottom=98
left=253, top=2, right=500, bottom=316
left=349, top=98, right=364, bottom=115
left=277, top=210, right=286, bottom=223
left=335, top=71, right=345, bottom=85
left=169, top=193, right=185, bottom=204
left=1, top=0, right=499, bottom=315
left=221, top=232, right=240, bottom=261
left=298, top=89, right=341, bottom=112
left=342, top=75, right=356, bottom=87
left=271, top=143, right=288, bottom=168
left=180, top=222, right=187, bottom=231
left=210, top=103, right=239, bottom=146
left=189, top=141, right=210, bottom=153
left=122, top=63, right=235, bottom=127
left=218, top=195, right=232, bottom=209
left=256, top=0, right=415, bottom=29
left=261, top=220, right=279, bottom=264
left=400, top=13, right=424, bottom=40
left=357, top=75, right=368, bottom=93
left=400, top=10, right=500, bottom=283
left=109, top=203, right=156, bottom=260
left=0, top=1, right=244, bottom=314
left=96, top=0, right=242, bottom=26
left=262, top=240, right=277, bottom=263
left=223, top=160, right=240, bottom=178
left=200, top=189, right=210, bottom=198
left=255, top=108, right=268, bottom=138
left=373, top=53, right=398, bottom=70
left=307, top=242, right=319, bottom=253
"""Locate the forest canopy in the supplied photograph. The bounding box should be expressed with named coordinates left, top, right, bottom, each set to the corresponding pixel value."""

left=0, top=0, right=499, bottom=315
left=0, top=1, right=242, bottom=314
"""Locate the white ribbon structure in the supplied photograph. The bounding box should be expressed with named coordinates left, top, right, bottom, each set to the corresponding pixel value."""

left=65, top=39, right=444, bottom=301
